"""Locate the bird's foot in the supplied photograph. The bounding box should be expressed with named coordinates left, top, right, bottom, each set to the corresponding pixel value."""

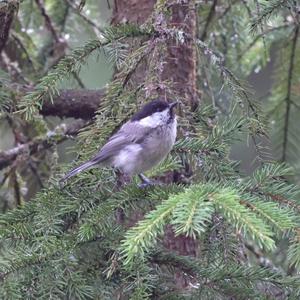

left=138, top=174, right=160, bottom=188
left=138, top=181, right=157, bottom=188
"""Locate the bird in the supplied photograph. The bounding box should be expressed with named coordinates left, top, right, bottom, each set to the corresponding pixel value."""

left=60, top=99, right=178, bottom=186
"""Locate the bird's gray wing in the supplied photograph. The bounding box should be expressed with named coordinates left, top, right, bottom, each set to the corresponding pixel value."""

left=90, top=121, right=153, bottom=163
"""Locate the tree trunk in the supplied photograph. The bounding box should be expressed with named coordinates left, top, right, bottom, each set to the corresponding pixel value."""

left=112, top=0, right=199, bottom=271
left=112, top=0, right=198, bottom=109
left=112, top=0, right=156, bottom=24
left=0, top=2, right=17, bottom=53
left=162, top=2, right=198, bottom=109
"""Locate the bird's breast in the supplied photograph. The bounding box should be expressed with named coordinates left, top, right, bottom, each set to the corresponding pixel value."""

left=112, top=118, right=177, bottom=176
left=140, top=118, right=177, bottom=165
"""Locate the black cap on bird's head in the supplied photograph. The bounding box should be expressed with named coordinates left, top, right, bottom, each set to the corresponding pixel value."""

left=131, top=99, right=178, bottom=121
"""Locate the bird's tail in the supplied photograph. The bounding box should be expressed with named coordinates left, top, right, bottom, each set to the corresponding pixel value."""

left=60, top=160, right=98, bottom=183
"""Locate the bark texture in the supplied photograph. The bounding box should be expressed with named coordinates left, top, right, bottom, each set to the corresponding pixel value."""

left=0, top=1, right=17, bottom=53
left=162, top=2, right=198, bottom=109
left=11, top=86, right=104, bottom=119
left=41, top=89, right=105, bottom=119
left=112, top=0, right=156, bottom=24
left=112, top=0, right=199, bottom=263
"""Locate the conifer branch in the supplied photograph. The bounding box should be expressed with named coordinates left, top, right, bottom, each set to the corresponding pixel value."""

left=3, top=82, right=105, bottom=119
left=213, top=188, right=276, bottom=251
left=120, top=184, right=286, bottom=266
left=171, top=188, right=214, bottom=238
left=18, top=39, right=105, bottom=120
left=250, top=0, right=287, bottom=34
left=238, top=25, right=289, bottom=61
left=287, top=239, right=300, bottom=270
left=266, top=193, right=300, bottom=213
left=195, top=38, right=261, bottom=122
left=240, top=198, right=296, bottom=233
left=152, top=249, right=294, bottom=298
left=18, top=24, right=149, bottom=120
left=120, top=192, right=181, bottom=266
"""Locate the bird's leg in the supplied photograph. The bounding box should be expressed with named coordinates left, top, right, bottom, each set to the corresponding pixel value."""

left=139, top=173, right=152, bottom=184
left=138, top=173, right=157, bottom=188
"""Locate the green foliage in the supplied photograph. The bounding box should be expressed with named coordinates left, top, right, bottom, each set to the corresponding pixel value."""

left=18, top=24, right=149, bottom=120
left=267, top=28, right=300, bottom=169
left=152, top=249, right=300, bottom=299
left=196, top=39, right=260, bottom=117
left=1, top=0, right=300, bottom=299
left=213, top=188, right=275, bottom=250
left=250, top=0, right=289, bottom=34
left=120, top=185, right=201, bottom=265
left=120, top=178, right=299, bottom=268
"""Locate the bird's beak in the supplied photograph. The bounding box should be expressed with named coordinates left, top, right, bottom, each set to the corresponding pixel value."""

left=169, top=101, right=178, bottom=111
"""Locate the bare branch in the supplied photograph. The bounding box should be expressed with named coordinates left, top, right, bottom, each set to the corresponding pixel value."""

left=40, top=89, right=105, bottom=119
left=34, top=0, right=60, bottom=43
left=0, top=119, right=86, bottom=170
left=10, top=32, right=36, bottom=71
left=5, top=82, right=105, bottom=119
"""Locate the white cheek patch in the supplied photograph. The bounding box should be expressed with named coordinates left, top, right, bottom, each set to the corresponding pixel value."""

left=139, top=109, right=169, bottom=128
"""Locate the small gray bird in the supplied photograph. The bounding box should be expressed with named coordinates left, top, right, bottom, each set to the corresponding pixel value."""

left=61, top=99, right=178, bottom=185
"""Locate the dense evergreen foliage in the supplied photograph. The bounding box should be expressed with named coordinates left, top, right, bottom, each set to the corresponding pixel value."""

left=0, top=0, right=300, bottom=299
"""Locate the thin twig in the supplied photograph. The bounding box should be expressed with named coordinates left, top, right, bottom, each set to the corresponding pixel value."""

left=63, top=0, right=103, bottom=36
left=238, top=25, right=289, bottom=61
left=282, top=26, right=299, bottom=162
left=72, top=71, right=86, bottom=88
left=202, top=64, right=216, bottom=108
left=12, top=170, right=22, bottom=206
left=217, top=0, right=239, bottom=20
left=254, top=0, right=268, bottom=60
left=291, top=100, right=300, bottom=110
left=29, top=160, right=44, bottom=188
left=10, top=32, right=36, bottom=71
left=201, top=0, right=218, bottom=41
left=244, top=242, right=281, bottom=272
left=241, top=0, right=253, bottom=17
left=34, top=0, right=60, bottom=42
